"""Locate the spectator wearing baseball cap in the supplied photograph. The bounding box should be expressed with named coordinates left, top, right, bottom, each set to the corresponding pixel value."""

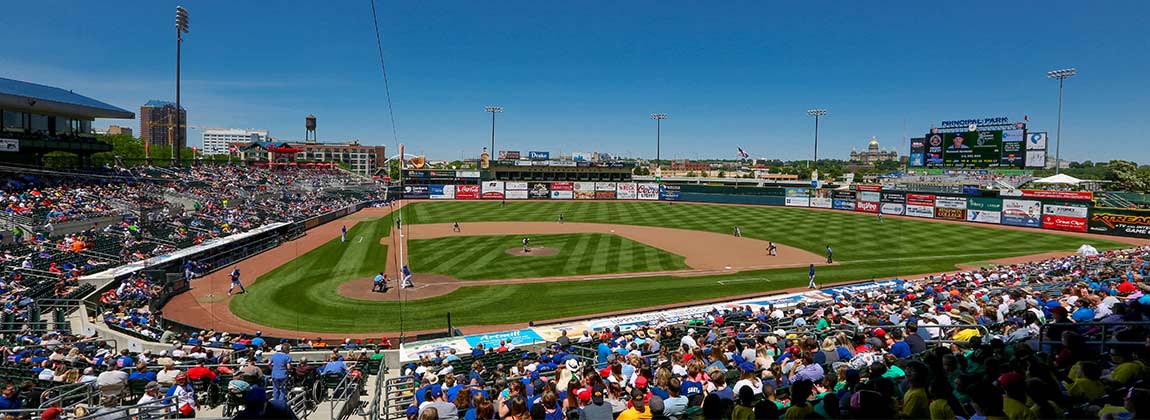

left=616, top=389, right=651, bottom=420
left=582, top=384, right=613, bottom=420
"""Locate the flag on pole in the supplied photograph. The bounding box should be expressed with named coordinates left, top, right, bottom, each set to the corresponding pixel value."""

left=736, top=147, right=749, bottom=159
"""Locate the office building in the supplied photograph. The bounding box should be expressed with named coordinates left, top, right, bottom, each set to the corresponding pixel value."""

left=201, top=128, right=267, bottom=155
left=139, top=100, right=186, bottom=150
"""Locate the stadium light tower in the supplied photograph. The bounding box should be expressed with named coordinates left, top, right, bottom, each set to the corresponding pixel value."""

left=650, top=113, right=667, bottom=169
left=485, top=106, right=503, bottom=157
left=1047, top=68, right=1076, bottom=174
left=806, top=109, right=827, bottom=170
left=174, top=6, right=190, bottom=166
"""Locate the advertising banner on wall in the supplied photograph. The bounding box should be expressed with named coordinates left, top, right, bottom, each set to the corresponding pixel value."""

left=457, top=170, right=481, bottom=178
left=1088, top=208, right=1150, bottom=238
left=455, top=184, right=480, bottom=199
left=856, top=200, right=879, bottom=213
left=786, top=197, right=811, bottom=207
left=527, top=182, right=551, bottom=199
left=528, top=151, right=550, bottom=161
left=637, top=184, right=660, bottom=200
left=481, top=181, right=505, bottom=199
left=1026, top=132, right=1047, bottom=150
left=935, top=196, right=968, bottom=209
left=1001, top=199, right=1043, bottom=227
left=1020, top=190, right=1093, bottom=201
left=832, top=199, right=855, bottom=210
left=906, top=205, right=934, bottom=218
left=935, top=207, right=966, bottom=220
left=616, top=183, right=637, bottom=200
left=595, top=182, right=617, bottom=192
left=880, top=202, right=905, bottom=215
left=595, top=191, right=617, bottom=199
left=574, top=182, right=596, bottom=199
left=967, top=209, right=1001, bottom=224
left=551, top=190, right=573, bottom=199
left=810, top=197, right=832, bottom=208
left=858, top=191, right=881, bottom=203
left=551, top=182, right=574, bottom=191
left=1025, top=151, right=1047, bottom=168
left=429, top=185, right=455, bottom=200
left=854, top=185, right=882, bottom=192
left=403, top=185, right=429, bottom=199
left=966, top=197, right=1002, bottom=224
left=881, top=192, right=906, bottom=204
left=967, top=197, right=1003, bottom=211
left=906, top=194, right=935, bottom=206
left=832, top=190, right=856, bottom=200
left=1041, top=204, right=1088, bottom=232
left=659, top=185, right=681, bottom=201
left=505, top=190, right=528, bottom=199
left=504, top=181, right=529, bottom=191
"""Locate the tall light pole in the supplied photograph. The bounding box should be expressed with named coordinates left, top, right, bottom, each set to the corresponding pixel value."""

left=485, top=106, right=503, bottom=156
left=650, top=113, right=667, bottom=174
left=806, top=109, right=827, bottom=170
left=175, top=6, right=190, bottom=166
left=1047, top=68, right=1075, bottom=174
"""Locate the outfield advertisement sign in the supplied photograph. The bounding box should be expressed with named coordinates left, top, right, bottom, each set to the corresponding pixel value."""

left=596, top=182, right=617, bottom=192
left=528, top=182, right=551, bottom=199
left=403, top=185, right=429, bottom=199
left=880, top=202, right=905, bottom=215
left=637, top=184, right=660, bottom=200
left=429, top=185, right=455, bottom=200
left=1041, top=204, right=1088, bottom=232
left=879, top=192, right=905, bottom=215
left=505, top=182, right=529, bottom=191
left=574, top=182, right=596, bottom=200
left=858, top=191, right=881, bottom=203
left=935, top=196, right=968, bottom=209
left=906, top=205, right=934, bottom=218
left=550, top=182, right=573, bottom=199
left=659, top=185, right=681, bottom=201
left=880, top=192, right=906, bottom=204
left=1020, top=189, right=1093, bottom=201
left=785, top=188, right=809, bottom=207
left=505, top=190, right=529, bottom=199
left=856, top=200, right=879, bottom=213
left=966, top=197, right=1003, bottom=224
left=936, top=207, right=966, bottom=220
left=481, top=181, right=505, bottom=199
left=832, top=190, right=856, bottom=200
left=1088, top=208, right=1150, bottom=238
left=832, top=199, right=855, bottom=210
left=616, top=183, right=637, bottom=200
left=455, top=184, right=480, bottom=199
left=464, top=329, right=545, bottom=350
left=810, top=197, right=832, bottom=209
left=1001, top=199, right=1042, bottom=227
left=595, top=191, right=617, bottom=199
left=967, top=209, right=1001, bottom=224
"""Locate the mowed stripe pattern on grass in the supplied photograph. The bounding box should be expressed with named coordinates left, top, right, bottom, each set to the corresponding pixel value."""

left=409, top=233, right=689, bottom=280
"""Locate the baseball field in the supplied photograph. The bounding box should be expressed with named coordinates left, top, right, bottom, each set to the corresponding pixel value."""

left=209, top=201, right=1131, bottom=334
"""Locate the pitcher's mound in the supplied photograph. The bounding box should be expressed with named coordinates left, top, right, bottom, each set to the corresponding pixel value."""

left=506, top=247, right=559, bottom=257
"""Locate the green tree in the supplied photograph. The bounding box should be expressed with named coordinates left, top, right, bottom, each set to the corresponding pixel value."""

left=1108, top=160, right=1149, bottom=192
left=685, top=171, right=697, bottom=177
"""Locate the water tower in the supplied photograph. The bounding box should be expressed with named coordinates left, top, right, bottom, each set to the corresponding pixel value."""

left=305, top=114, right=317, bottom=144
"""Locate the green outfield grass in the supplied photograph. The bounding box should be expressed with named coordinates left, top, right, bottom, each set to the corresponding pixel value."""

left=409, top=233, right=688, bottom=280
left=228, top=201, right=1130, bottom=333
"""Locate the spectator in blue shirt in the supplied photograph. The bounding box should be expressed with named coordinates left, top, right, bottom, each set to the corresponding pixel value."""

left=1072, top=300, right=1095, bottom=323
left=596, top=338, right=611, bottom=368
left=268, top=345, right=292, bottom=402
left=0, top=382, right=19, bottom=410
left=888, top=329, right=911, bottom=359
left=321, top=355, right=348, bottom=375
left=129, top=362, right=157, bottom=382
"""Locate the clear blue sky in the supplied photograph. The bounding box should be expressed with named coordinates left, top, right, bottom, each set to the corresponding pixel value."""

left=2, top=1, right=1147, bottom=163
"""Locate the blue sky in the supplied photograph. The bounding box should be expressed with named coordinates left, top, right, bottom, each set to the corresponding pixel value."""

left=2, top=1, right=1148, bottom=162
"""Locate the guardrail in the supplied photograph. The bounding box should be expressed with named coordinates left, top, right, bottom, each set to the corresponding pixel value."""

left=1037, top=321, right=1150, bottom=354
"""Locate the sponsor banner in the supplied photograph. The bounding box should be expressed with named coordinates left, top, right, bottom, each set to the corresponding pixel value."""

left=854, top=184, right=882, bottom=192
left=551, top=182, right=574, bottom=191
left=429, top=184, right=455, bottom=200
left=552, top=160, right=577, bottom=167
left=962, top=185, right=982, bottom=196
left=574, top=182, right=596, bottom=192
left=505, top=181, right=529, bottom=191
left=528, top=182, right=551, bottom=199
left=464, top=329, right=545, bottom=350
left=1042, top=204, right=1089, bottom=219
left=832, top=190, right=856, bottom=200
left=906, top=194, right=935, bottom=206
left=455, top=184, right=480, bottom=199
left=514, top=160, right=532, bottom=166
left=595, top=191, right=617, bottom=200
left=1025, top=151, right=1047, bottom=168
left=505, top=190, right=529, bottom=199
left=616, top=183, right=638, bottom=200
left=637, top=184, right=660, bottom=200
left=1022, top=190, right=1093, bottom=201
left=1043, top=214, right=1087, bottom=232
left=576, top=161, right=592, bottom=167
left=935, top=196, right=967, bottom=209
left=1001, top=199, right=1042, bottom=227
left=403, top=185, right=429, bottom=199
left=595, top=182, right=617, bottom=192
left=810, top=197, right=832, bottom=209
left=906, top=204, right=934, bottom=218
left=457, top=170, right=481, bottom=178
left=481, top=181, right=505, bottom=199
left=858, top=191, right=881, bottom=202
left=498, top=150, right=521, bottom=160
left=785, top=197, right=810, bottom=207
left=1026, top=132, right=1047, bottom=150
left=832, top=199, right=855, bottom=210
left=551, top=190, right=574, bottom=200
left=1088, top=208, right=1150, bottom=238
left=936, top=207, right=966, bottom=220
left=574, top=190, right=596, bottom=200
left=967, top=197, right=1003, bottom=211
left=881, top=192, right=906, bottom=204
left=785, top=187, right=809, bottom=197
left=966, top=209, right=1001, bottom=224
left=528, top=151, right=550, bottom=161
left=659, top=185, right=681, bottom=201
left=856, top=200, right=879, bottom=213
left=880, top=202, right=905, bottom=215
left=0, top=138, right=18, bottom=152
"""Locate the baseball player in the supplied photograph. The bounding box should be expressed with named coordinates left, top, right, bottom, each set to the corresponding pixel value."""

left=558, top=213, right=564, bottom=224
left=522, top=237, right=530, bottom=253
left=452, top=222, right=461, bottom=232
left=825, top=245, right=833, bottom=264
left=767, top=241, right=777, bottom=256
left=341, top=225, right=347, bottom=242
left=877, top=212, right=883, bottom=224
left=228, top=266, right=246, bottom=296
left=808, top=264, right=817, bottom=289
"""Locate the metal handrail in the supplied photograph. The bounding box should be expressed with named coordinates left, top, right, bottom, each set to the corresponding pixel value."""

left=1037, top=321, right=1150, bottom=354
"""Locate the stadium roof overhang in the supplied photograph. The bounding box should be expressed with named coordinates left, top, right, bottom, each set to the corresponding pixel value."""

left=0, top=77, right=134, bottom=120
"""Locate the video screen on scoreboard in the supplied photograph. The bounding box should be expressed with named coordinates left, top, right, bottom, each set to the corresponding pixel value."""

left=923, top=129, right=1024, bottom=168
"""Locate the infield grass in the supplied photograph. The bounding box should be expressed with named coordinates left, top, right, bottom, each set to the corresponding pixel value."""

left=229, top=201, right=1131, bottom=333
left=409, top=233, right=688, bottom=280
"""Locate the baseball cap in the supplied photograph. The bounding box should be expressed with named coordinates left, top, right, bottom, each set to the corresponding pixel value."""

left=145, top=381, right=159, bottom=391
left=635, top=376, right=648, bottom=389
left=428, top=386, right=443, bottom=398
left=739, top=361, right=755, bottom=373
left=591, top=384, right=605, bottom=405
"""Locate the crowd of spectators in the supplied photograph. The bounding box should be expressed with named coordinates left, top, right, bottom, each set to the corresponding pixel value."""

left=396, top=246, right=1149, bottom=420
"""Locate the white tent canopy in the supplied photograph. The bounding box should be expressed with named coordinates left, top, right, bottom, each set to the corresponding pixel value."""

left=1033, top=173, right=1083, bottom=185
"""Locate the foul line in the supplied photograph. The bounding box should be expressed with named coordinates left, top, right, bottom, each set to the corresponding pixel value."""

left=717, top=277, right=771, bottom=286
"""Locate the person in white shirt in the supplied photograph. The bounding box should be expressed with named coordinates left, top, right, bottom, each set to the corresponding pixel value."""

left=680, top=330, right=698, bottom=349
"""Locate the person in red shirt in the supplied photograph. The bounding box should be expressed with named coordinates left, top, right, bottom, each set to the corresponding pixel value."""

left=186, top=363, right=217, bottom=382
left=1118, top=278, right=1136, bottom=294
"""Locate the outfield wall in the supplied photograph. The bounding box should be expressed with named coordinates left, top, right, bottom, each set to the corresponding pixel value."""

left=404, top=181, right=1150, bottom=239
